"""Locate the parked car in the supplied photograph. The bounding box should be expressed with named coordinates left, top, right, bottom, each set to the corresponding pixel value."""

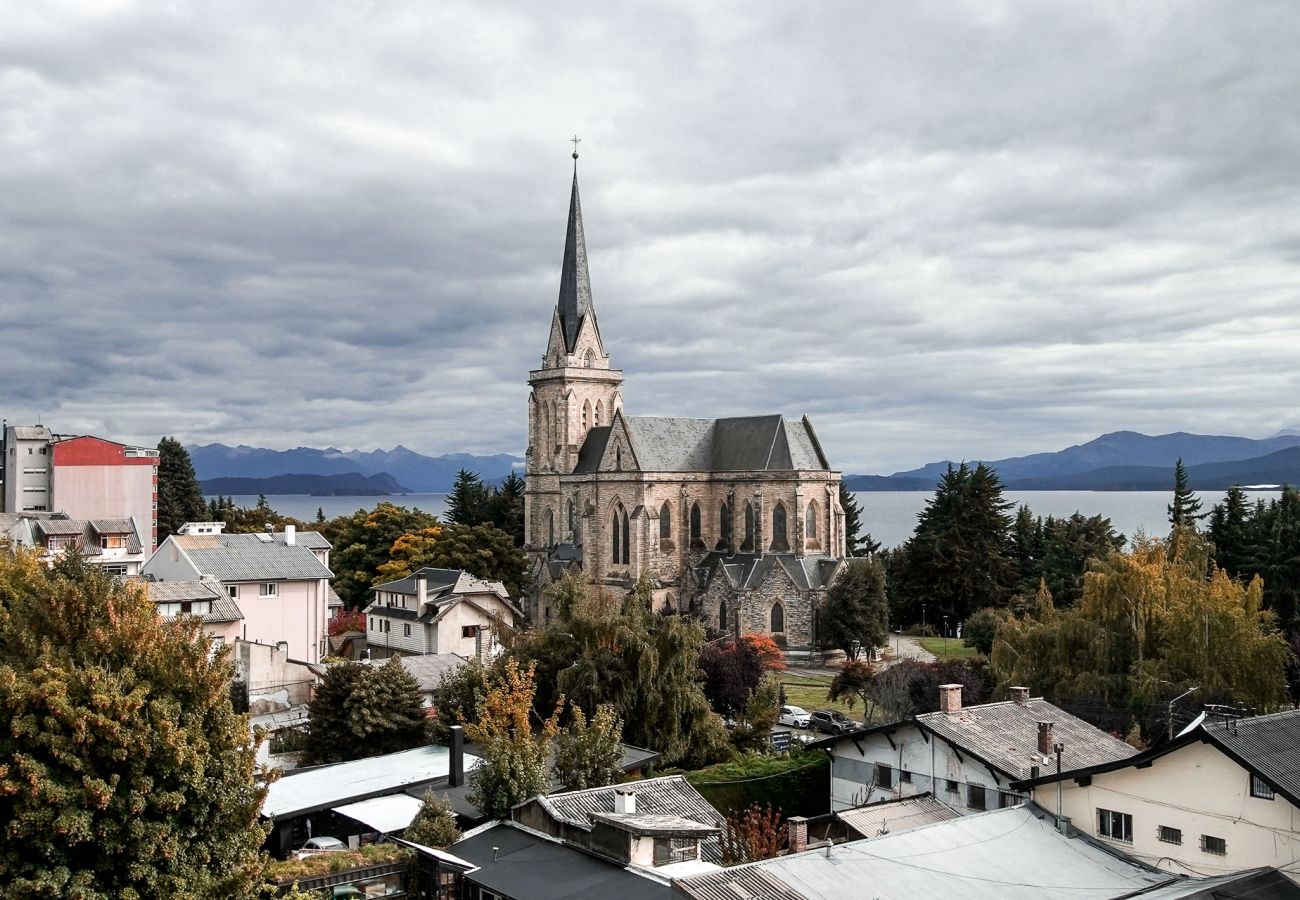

left=778, top=705, right=812, bottom=728
left=809, top=710, right=859, bottom=735
left=294, top=836, right=347, bottom=859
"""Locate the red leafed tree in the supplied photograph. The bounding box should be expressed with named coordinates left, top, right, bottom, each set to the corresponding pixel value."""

left=742, top=633, right=786, bottom=672
left=328, top=609, right=366, bottom=636
left=721, top=803, right=786, bottom=865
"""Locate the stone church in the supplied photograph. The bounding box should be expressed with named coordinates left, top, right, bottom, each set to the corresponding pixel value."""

left=524, top=161, right=846, bottom=659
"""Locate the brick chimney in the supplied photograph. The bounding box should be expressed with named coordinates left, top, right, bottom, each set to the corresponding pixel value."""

left=614, top=787, right=636, bottom=815
left=787, top=816, right=809, bottom=854
left=1010, top=686, right=1030, bottom=704
left=938, top=684, right=963, bottom=714
left=1037, top=721, right=1055, bottom=756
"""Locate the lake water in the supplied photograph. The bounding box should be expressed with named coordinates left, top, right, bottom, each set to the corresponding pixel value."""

left=211, top=489, right=1282, bottom=549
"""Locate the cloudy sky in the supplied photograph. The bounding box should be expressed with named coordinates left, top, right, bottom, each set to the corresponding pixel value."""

left=3, top=1, right=1298, bottom=474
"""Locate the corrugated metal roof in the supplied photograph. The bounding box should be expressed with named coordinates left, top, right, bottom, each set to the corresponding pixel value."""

left=360, top=653, right=467, bottom=693
left=678, top=806, right=1170, bottom=900
left=169, top=533, right=332, bottom=582
left=589, top=812, right=719, bottom=835
left=1205, top=709, right=1300, bottom=807
left=333, top=794, right=425, bottom=833
left=261, top=744, right=480, bottom=819
left=677, top=867, right=809, bottom=900
left=141, top=579, right=225, bottom=603
left=836, top=795, right=961, bottom=840
left=371, top=567, right=462, bottom=595
left=916, top=697, right=1136, bottom=780
left=1130, top=867, right=1300, bottom=899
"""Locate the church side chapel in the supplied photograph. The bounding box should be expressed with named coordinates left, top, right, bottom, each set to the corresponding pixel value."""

left=524, top=152, right=846, bottom=661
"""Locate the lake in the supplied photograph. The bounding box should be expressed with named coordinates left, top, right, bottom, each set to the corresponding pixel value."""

left=210, top=489, right=1281, bottom=549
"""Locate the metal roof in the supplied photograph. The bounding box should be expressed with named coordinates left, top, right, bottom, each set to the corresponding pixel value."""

left=676, top=806, right=1170, bottom=900
left=360, top=653, right=467, bottom=693
left=9, top=425, right=52, bottom=440
left=167, top=533, right=332, bottom=582
left=333, top=794, right=425, bottom=833
left=1130, top=868, right=1300, bottom=899
left=1204, top=709, right=1300, bottom=808
left=261, top=744, right=480, bottom=819
left=372, top=567, right=463, bottom=595
left=836, top=795, right=961, bottom=840
left=139, top=579, right=225, bottom=603
left=588, top=812, right=719, bottom=836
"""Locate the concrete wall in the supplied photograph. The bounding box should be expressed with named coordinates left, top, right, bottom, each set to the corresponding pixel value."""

left=1038, top=740, right=1300, bottom=877
left=51, top=437, right=158, bottom=551
left=234, top=638, right=317, bottom=714
left=3, top=431, right=52, bottom=512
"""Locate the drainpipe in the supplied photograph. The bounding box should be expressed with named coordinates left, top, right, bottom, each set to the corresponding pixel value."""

left=1054, top=742, right=1065, bottom=832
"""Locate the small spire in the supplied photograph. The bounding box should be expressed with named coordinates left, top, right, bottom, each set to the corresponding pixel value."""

left=556, top=154, right=595, bottom=353
left=570, top=134, right=581, bottom=160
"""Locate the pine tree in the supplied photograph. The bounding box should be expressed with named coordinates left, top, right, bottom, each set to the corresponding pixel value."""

left=820, top=557, right=889, bottom=659
left=0, top=549, right=267, bottom=898
left=156, top=436, right=205, bottom=543
left=488, top=472, right=526, bottom=546
left=316, top=506, right=326, bottom=523
left=403, top=789, right=461, bottom=848
left=446, top=469, right=489, bottom=526
left=839, top=481, right=877, bottom=556
left=1167, top=458, right=1204, bottom=529
left=1208, top=487, right=1252, bottom=575
left=301, top=659, right=425, bottom=763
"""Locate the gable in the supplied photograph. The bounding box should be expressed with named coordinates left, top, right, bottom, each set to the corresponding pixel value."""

left=597, top=412, right=639, bottom=473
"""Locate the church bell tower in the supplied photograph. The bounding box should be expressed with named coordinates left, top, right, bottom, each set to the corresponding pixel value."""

left=524, top=153, right=623, bottom=551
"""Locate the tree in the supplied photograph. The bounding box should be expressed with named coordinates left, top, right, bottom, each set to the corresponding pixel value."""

left=827, top=660, right=876, bottom=716
left=820, top=557, right=889, bottom=659
left=1167, top=458, right=1204, bottom=529
left=700, top=638, right=766, bottom=717
left=488, top=472, right=526, bottom=546
left=375, top=522, right=528, bottom=599
left=839, top=481, right=878, bottom=556
left=1208, top=486, right=1252, bottom=575
left=553, top=704, right=624, bottom=791
left=720, top=804, right=785, bottom=865
left=156, top=436, right=205, bottom=543
left=892, top=463, right=1016, bottom=626
left=446, top=469, right=490, bottom=526
left=319, top=503, right=440, bottom=608
left=403, top=789, right=461, bottom=849
left=301, top=659, right=426, bottom=764
left=729, top=677, right=782, bottom=753
left=962, top=607, right=1009, bottom=656
left=464, top=659, right=561, bottom=819
left=428, top=657, right=492, bottom=742
left=214, top=495, right=310, bottom=535
left=0, top=549, right=267, bottom=899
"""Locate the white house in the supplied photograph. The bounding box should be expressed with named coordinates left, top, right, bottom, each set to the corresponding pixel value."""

left=142, top=523, right=333, bottom=663
left=364, top=567, right=522, bottom=661
left=1, top=512, right=148, bottom=575
left=810, top=685, right=1137, bottom=813
left=1012, top=708, right=1300, bottom=879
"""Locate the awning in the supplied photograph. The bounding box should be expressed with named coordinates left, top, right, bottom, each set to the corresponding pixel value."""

left=332, top=794, right=425, bottom=833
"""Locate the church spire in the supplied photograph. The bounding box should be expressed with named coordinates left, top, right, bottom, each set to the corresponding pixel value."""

left=556, top=156, right=596, bottom=355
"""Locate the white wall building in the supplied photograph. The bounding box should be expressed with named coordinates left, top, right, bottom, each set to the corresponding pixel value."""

left=365, top=568, right=521, bottom=661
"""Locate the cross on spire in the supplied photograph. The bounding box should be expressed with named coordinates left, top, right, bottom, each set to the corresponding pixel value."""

left=570, top=134, right=581, bottom=159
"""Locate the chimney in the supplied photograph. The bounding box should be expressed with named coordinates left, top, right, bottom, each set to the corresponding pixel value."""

left=416, top=573, right=428, bottom=607
left=284, top=524, right=296, bottom=546
left=1009, top=686, right=1030, bottom=704
left=787, top=816, right=809, bottom=854
left=448, top=725, right=465, bottom=788
left=614, top=787, right=637, bottom=815
left=1037, top=721, right=1055, bottom=756
left=938, top=684, right=963, bottom=714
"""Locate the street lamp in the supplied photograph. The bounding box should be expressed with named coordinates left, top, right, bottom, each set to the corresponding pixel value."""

left=943, top=615, right=949, bottom=658
left=1168, top=686, right=1200, bottom=741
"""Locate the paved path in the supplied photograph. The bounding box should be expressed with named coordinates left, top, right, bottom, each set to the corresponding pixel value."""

left=888, top=635, right=937, bottom=664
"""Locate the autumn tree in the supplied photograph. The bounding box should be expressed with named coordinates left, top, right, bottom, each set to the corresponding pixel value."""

left=553, top=704, right=624, bottom=791
left=1167, top=458, right=1204, bottom=529
left=700, top=638, right=767, bottom=717
left=301, top=659, right=425, bottom=764
left=319, top=503, right=440, bottom=607
left=729, top=676, right=782, bottom=753
left=720, top=804, right=785, bottom=865
left=464, top=659, right=562, bottom=819
left=403, top=789, right=461, bottom=849
left=0, top=549, right=267, bottom=899
left=820, top=557, right=889, bottom=659
left=156, top=436, right=206, bottom=542
left=375, top=522, right=528, bottom=599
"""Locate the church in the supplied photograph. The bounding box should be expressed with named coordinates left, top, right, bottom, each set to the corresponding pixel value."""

left=524, top=159, right=847, bottom=660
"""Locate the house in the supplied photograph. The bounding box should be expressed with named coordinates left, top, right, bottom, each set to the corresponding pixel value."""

left=673, top=804, right=1300, bottom=900
left=1010, top=708, right=1300, bottom=879
left=364, top=567, right=522, bottom=661
left=1, top=427, right=160, bottom=551
left=142, top=522, right=333, bottom=663
left=134, top=578, right=242, bottom=646
left=809, top=685, right=1137, bottom=813
left=2, top=512, right=148, bottom=575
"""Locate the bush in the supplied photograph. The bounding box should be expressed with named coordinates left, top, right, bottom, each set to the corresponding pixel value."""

left=265, top=844, right=413, bottom=884
left=903, top=624, right=936, bottom=638
left=686, top=749, right=829, bottom=819
left=962, top=608, right=1008, bottom=656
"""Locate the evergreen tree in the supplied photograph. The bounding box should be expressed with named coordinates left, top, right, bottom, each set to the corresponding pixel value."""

left=301, top=659, right=425, bottom=763
left=156, top=436, right=205, bottom=542
left=316, top=506, right=326, bottom=523
left=403, top=789, right=461, bottom=848
left=553, top=704, right=624, bottom=791
left=1208, top=486, right=1252, bottom=575
left=446, top=469, right=489, bottom=526
left=488, top=472, right=527, bottom=546
left=1167, top=458, right=1205, bottom=529
left=820, top=557, right=889, bottom=659
left=0, top=549, right=266, bottom=898
left=839, top=481, right=877, bottom=556
left=428, top=657, right=492, bottom=742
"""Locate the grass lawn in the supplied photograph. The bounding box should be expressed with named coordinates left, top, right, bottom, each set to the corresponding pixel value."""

left=916, top=636, right=982, bottom=660
left=776, top=672, right=862, bottom=719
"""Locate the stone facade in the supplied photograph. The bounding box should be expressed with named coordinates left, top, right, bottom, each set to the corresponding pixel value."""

left=524, top=164, right=846, bottom=653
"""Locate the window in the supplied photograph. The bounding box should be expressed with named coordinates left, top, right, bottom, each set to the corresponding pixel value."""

left=157, top=602, right=181, bottom=616
left=100, top=564, right=128, bottom=576
left=875, top=765, right=892, bottom=788
left=1157, top=826, right=1182, bottom=845
left=462, top=625, right=479, bottom=639
left=101, top=534, right=126, bottom=549
left=384, top=620, right=391, bottom=633
left=568, top=499, right=576, bottom=535
left=582, top=400, right=591, bottom=431
left=615, top=444, right=622, bottom=470
left=741, top=502, right=755, bottom=552
left=659, top=502, right=672, bottom=548
left=690, top=502, right=702, bottom=548
left=719, top=598, right=729, bottom=632
left=611, top=508, right=621, bottom=564
left=770, top=502, right=789, bottom=551
left=806, top=501, right=818, bottom=540
left=718, top=501, right=732, bottom=549
left=999, top=791, right=1018, bottom=808
left=1097, top=809, right=1133, bottom=843
left=369, top=617, right=374, bottom=631
left=403, top=623, right=411, bottom=637
left=546, top=508, right=554, bottom=547
left=1200, top=835, right=1227, bottom=856
left=968, top=784, right=987, bottom=811
left=1251, top=774, right=1275, bottom=800
left=900, top=769, right=912, bottom=784
left=770, top=603, right=785, bottom=633
left=228, top=585, right=239, bottom=599
left=259, top=582, right=278, bottom=597
left=189, top=600, right=211, bottom=615
left=946, top=779, right=959, bottom=794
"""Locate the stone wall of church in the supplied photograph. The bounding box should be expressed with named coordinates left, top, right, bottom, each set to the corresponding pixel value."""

left=696, top=571, right=821, bottom=652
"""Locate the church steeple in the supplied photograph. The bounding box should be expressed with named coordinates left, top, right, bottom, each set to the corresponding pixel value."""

left=556, top=164, right=598, bottom=355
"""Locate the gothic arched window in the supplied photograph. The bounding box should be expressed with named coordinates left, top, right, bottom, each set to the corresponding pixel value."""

left=770, top=603, right=785, bottom=633
left=546, top=509, right=554, bottom=547
left=659, top=502, right=672, bottom=548
left=719, top=597, right=729, bottom=633
left=718, top=501, right=732, bottom=551
left=690, top=502, right=702, bottom=548
left=771, top=502, right=789, bottom=552
left=595, top=399, right=604, bottom=426
left=567, top=499, right=576, bottom=535
left=582, top=400, right=590, bottom=431
left=583, top=349, right=595, bottom=367
left=611, top=507, right=621, bottom=565
left=615, top=444, right=622, bottom=471
left=741, top=502, right=755, bottom=553
left=806, top=501, right=819, bottom=540
left=621, top=509, right=630, bottom=565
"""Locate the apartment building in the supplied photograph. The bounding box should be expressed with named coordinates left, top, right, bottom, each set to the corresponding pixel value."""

left=1, top=512, right=148, bottom=575
left=365, top=567, right=522, bottom=661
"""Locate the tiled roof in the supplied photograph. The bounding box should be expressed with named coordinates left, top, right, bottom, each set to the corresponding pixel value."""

left=1205, top=709, right=1300, bottom=807
left=37, top=519, right=90, bottom=535
left=326, top=584, right=343, bottom=608
left=574, top=415, right=832, bottom=475
left=203, top=595, right=245, bottom=623
left=34, top=518, right=143, bottom=554
left=171, top=533, right=332, bottom=581
left=916, top=697, right=1136, bottom=780
left=9, top=426, right=52, bottom=440
left=836, top=795, right=961, bottom=840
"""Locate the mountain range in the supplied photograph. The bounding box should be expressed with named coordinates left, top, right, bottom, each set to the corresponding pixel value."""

left=201, top=472, right=411, bottom=496
left=845, top=431, right=1300, bottom=491
left=189, top=444, right=523, bottom=494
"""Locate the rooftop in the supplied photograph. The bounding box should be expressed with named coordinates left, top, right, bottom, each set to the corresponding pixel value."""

left=836, top=795, right=961, bottom=840
left=360, top=653, right=467, bottom=693
left=165, top=532, right=333, bottom=582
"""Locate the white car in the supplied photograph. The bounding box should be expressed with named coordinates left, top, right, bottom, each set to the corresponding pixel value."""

left=293, top=836, right=348, bottom=859
left=778, top=705, right=812, bottom=728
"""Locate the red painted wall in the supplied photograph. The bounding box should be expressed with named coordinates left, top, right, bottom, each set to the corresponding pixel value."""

left=52, top=436, right=154, bottom=467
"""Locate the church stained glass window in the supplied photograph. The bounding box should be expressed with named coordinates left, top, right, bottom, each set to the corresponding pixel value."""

left=690, top=503, right=702, bottom=548
left=741, top=502, right=755, bottom=553
left=719, top=598, right=729, bottom=633
left=621, top=509, right=630, bottom=565
left=771, top=502, right=789, bottom=552
left=611, top=508, right=621, bottom=564
left=806, top=501, right=818, bottom=540
left=718, top=501, right=732, bottom=550
left=659, top=502, right=672, bottom=548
